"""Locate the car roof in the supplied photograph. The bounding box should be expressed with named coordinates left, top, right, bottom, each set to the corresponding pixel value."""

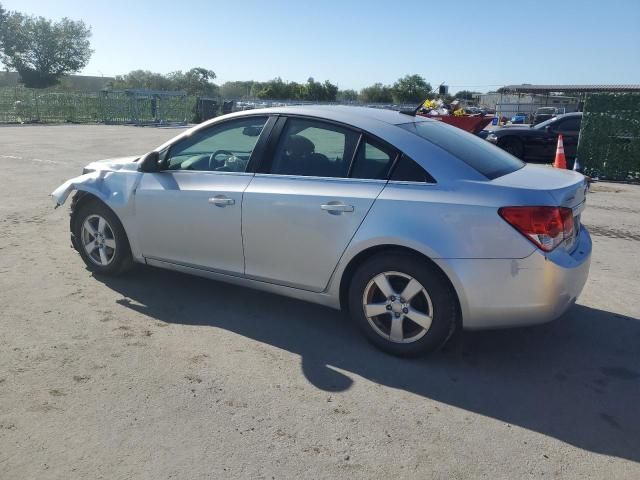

left=553, top=112, right=582, bottom=118
left=224, top=105, right=432, bottom=127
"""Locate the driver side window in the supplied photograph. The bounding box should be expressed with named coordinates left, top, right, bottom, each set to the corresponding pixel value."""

left=165, top=116, right=267, bottom=172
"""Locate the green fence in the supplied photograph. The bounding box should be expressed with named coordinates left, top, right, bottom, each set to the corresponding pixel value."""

left=577, top=93, right=640, bottom=181
left=0, top=87, right=197, bottom=125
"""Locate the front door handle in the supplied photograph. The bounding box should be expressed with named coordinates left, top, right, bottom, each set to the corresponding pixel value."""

left=320, top=202, right=354, bottom=214
left=209, top=195, right=235, bottom=207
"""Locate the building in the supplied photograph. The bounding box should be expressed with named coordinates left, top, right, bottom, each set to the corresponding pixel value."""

left=476, top=92, right=579, bottom=119
left=487, top=84, right=640, bottom=119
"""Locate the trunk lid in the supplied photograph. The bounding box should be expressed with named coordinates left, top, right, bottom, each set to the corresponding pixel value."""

left=492, top=164, right=588, bottom=252
left=492, top=164, right=588, bottom=209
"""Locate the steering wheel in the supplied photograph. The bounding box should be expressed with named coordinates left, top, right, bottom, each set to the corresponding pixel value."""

left=209, top=149, right=235, bottom=170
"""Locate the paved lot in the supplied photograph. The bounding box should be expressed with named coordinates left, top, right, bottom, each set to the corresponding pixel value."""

left=1, top=125, right=639, bottom=479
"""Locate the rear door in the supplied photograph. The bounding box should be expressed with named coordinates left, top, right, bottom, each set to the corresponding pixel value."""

left=242, top=117, right=396, bottom=291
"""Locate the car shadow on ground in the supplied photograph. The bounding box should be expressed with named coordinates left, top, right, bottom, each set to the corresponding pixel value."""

left=98, top=265, right=640, bottom=463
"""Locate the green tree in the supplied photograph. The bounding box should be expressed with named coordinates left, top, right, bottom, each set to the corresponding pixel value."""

left=391, top=74, right=432, bottom=104
left=108, top=67, right=218, bottom=96
left=337, top=89, right=358, bottom=102
left=108, top=70, right=174, bottom=91
left=304, top=77, right=324, bottom=101
left=167, top=67, right=218, bottom=96
left=359, top=83, right=393, bottom=103
left=221, top=80, right=257, bottom=98
left=0, top=8, right=92, bottom=88
left=322, top=79, right=338, bottom=102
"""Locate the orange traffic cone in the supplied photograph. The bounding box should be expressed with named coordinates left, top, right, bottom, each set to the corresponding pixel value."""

left=553, top=135, right=567, bottom=169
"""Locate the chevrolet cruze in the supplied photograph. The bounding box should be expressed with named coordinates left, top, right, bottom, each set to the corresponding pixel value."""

left=52, top=106, right=592, bottom=356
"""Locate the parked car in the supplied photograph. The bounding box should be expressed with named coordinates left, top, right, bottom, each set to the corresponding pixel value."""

left=52, top=106, right=591, bottom=357
left=533, top=107, right=560, bottom=125
left=486, top=112, right=582, bottom=165
left=510, top=112, right=530, bottom=124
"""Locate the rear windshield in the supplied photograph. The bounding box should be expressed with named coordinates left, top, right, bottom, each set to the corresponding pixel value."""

left=399, top=121, right=524, bottom=179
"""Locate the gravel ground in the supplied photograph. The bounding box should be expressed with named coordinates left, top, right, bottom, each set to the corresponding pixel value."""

left=1, top=125, right=639, bottom=480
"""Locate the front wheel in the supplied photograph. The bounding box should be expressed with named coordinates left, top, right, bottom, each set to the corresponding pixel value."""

left=71, top=199, right=133, bottom=275
left=348, top=253, right=458, bottom=357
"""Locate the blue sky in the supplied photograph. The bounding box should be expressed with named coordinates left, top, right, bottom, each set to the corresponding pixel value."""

left=4, top=0, right=640, bottom=92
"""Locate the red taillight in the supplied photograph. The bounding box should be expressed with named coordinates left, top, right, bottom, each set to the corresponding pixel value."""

left=499, top=206, right=574, bottom=252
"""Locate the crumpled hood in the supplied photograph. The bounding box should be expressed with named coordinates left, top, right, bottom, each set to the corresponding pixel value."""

left=84, top=156, right=140, bottom=172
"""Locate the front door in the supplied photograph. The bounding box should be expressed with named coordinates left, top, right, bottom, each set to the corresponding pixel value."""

left=242, top=117, right=396, bottom=291
left=135, top=116, right=269, bottom=275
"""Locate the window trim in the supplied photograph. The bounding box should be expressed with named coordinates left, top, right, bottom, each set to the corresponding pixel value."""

left=159, top=114, right=276, bottom=173
left=348, top=134, right=400, bottom=180
left=388, top=153, right=437, bottom=184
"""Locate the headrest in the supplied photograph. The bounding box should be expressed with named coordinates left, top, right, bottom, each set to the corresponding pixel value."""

left=286, top=135, right=315, bottom=157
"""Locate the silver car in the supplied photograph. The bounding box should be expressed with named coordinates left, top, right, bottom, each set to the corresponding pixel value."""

left=52, top=106, right=592, bottom=356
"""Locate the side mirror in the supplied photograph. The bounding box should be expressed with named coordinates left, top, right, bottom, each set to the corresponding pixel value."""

left=545, top=125, right=554, bottom=134
left=138, top=151, right=160, bottom=172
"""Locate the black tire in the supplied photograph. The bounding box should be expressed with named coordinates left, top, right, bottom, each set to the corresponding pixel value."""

left=348, top=252, right=458, bottom=357
left=500, top=137, right=524, bottom=159
left=71, top=198, right=134, bottom=276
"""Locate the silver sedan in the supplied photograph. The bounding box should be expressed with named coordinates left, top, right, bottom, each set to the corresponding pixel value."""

left=52, top=106, right=592, bottom=356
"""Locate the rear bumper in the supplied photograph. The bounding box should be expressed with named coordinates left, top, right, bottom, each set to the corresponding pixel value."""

left=437, top=226, right=592, bottom=330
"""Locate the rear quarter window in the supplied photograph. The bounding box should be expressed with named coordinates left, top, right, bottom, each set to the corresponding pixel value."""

left=399, top=121, right=524, bottom=179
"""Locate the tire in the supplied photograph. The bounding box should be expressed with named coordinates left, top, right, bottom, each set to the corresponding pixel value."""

left=348, top=252, right=458, bottom=357
left=500, top=137, right=524, bottom=159
left=71, top=198, right=133, bottom=276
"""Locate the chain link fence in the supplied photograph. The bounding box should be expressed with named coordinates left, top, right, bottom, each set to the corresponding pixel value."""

left=577, top=93, right=640, bottom=182
left=0, top=87, right=196, bottom=125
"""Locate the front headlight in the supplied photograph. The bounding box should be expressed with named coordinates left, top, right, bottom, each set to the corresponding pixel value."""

left=486, top=133, right=498, bottom=143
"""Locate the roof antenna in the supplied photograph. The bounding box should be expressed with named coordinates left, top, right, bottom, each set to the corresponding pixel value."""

left=399, top=81, right=445, bottom=116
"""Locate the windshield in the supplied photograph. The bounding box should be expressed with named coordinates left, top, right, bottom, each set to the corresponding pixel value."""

left=399, top=121, right=524, bottom=179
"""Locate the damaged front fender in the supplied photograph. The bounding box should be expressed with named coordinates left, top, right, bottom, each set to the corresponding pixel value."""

left=50, top=169, right=141, bottom=209
left=51, top=171, right=108, bottom=208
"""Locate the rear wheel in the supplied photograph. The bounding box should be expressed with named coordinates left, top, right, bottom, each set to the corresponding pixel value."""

left=348, top=252, right=458, bottom=356
left=72, top=199, right=133, bottom=275
left=500, top=137, right=524, bottom=159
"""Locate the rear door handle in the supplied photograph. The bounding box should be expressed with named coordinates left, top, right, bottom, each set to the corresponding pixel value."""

left=320, top=202, right=354, bottom=214
left=209, top=195, right=235, bottom=207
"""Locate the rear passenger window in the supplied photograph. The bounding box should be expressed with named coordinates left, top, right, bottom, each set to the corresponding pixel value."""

left=390, top=154, right=435, bottom=183
left=350, top=139, right=396, bottom=180
left=269, top=118, right=358, bottom=178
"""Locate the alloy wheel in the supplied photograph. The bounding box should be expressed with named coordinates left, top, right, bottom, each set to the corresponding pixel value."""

left=80, top=214, right=117, bottom=266
left=362, top=271, right=434, bottom=343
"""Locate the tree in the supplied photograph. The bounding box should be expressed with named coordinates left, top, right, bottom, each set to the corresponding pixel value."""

left=0, top=8, right=92, bottom=88
left=337, top=89, right=358, bottom=102
left=359, top=83, right=393, bottom=103
left=167, top=67, right=217, bottom=96
left=322, top=80, right=338, bottom=102
left=221, top=80, right=257, bottom=99
left=391, top=74, right=432, bottom=104
left=108, top=67, right=218, bottom=96
left=253, top=77, right=338, bottom=101
left=108, top=70, right=174, bottom=91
